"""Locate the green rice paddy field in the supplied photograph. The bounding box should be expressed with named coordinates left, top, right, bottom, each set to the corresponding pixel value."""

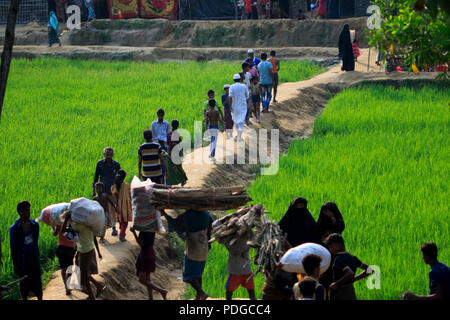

left=0, top=58, right=324, bottom=299
left=227, top=83, right=447, bottom=300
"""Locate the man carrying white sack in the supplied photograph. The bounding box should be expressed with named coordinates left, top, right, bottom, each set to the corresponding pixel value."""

left=62, top=212, right=106, bottom=300
left=229, top=73, right=249, bottom=142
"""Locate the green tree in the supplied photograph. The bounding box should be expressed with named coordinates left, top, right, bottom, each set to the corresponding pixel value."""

left=367, top=0, right=449, bottom=78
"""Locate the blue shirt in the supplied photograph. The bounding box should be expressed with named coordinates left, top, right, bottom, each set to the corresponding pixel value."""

left=258, top=61, right=273, bottom=85
left=221, top=93, right=230, bottom=109
left=245, top=57, right=261, bottom=67
left=151, top=119, right=170, bottom=142
left=429, top=262, right=450, bottom=299
left=9, top=219, right=41, bottom=273
left=93, top=159, right=121, bottom=194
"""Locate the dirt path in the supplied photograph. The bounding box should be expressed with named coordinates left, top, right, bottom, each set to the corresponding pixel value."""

left=182, top=48, right=438, bottom=188
left=42, top=48, right=438, bottom=300
left=42, top=224, right=186, bottom=300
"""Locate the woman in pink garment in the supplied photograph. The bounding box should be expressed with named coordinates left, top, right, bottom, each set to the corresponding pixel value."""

left=318, top=0, right=328, bottom=19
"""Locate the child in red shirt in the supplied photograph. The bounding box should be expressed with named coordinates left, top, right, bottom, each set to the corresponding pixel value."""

left=352, top=39, right=361, bottom=62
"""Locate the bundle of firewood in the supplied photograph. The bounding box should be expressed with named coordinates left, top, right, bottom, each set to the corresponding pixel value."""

left=149, top=184, right=251, bottom=210
left=209, top=205, right=267, bottom=246
left=247, top=221, right=290, bottom=280
left=209, top=203, right=290, bottom=281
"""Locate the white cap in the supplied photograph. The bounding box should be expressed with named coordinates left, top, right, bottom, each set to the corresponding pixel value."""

left=233, top=74, right=241, bottom=80
left=224, top=84, right=230, bottom=89
left=248, top=49, right=254, bottom=54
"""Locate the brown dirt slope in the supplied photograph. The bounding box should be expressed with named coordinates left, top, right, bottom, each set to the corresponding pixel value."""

left=42, top=49, right=439, bottom=300
left=12, top=45, right=339, bottom=62
left=43, top=227, right=184, bottom=300
left=3, top=18, right=370, bottom=48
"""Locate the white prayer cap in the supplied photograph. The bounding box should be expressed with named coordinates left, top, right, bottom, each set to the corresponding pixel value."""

left=233, top=74, right=241, bottom=80
left=247, top=49, right=254, bottom=54
left=224, top=84, right=230, bottom=89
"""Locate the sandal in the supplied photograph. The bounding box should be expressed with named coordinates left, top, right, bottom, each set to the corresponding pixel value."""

left=96, top=285, right=106, bottom=298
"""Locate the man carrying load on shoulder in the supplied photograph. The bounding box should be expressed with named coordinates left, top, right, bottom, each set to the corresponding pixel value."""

left=173, top=209, right=213, bottom=300
left=63, top=212, right=105, bottom=300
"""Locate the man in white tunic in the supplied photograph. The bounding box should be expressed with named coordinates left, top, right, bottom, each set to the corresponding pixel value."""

left=229, top=74, right=249, bottom=141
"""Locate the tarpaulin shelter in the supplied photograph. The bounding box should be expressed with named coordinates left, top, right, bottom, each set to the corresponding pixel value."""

left=107, top=0, right=178, bottom=20
left=179, top=0, right=236, bottom=20
left=290, top=0, right=371, bottom=19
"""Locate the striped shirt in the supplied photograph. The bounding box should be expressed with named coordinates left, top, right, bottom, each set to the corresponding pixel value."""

left=138, top=142, right=162, bottom=178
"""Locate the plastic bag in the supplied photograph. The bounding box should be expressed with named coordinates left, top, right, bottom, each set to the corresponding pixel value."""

left=156, top=210, right=166, bottom=234
left=130, top=176, right=160, bottom=232
left=280, top=242, right=331, bottom=275
left=65, top=265, right=81, bottom=290
left=68, top=197, right=105, bottom=236
left=37, top=203, right=70, bottom=226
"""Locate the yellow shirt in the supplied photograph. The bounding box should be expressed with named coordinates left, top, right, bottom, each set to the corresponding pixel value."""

left=111, top=183, right=133, bottom=223
left=71, top=222, right=94, bottom=254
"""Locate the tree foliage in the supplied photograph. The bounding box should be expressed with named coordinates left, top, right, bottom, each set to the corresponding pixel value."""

left=367, top=0, right=449, bottom=78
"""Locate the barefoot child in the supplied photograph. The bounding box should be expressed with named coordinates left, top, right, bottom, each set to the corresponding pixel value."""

left=166, top=120, right=188, bottom=186
left=205, top=99, right=224, bottom=159
left=111, top=170, right=132, bottom=242
left=325, top=233, right=371, bottom=300
left=352, top=38, right=361, bottom=62
left=93, top=182, right=116, bottom=244
left=293, top=254, right=325, bottom=300
left=52, top=214, right=77, bottom=295
left=222, top=85, right=234, bottom=139
left=130, top=227, right=168, bottom=300
left=203, top=90, right=223, bottom=127
left=224, top=226, right=256, bottom=300
left=298, top=278, right=316, bottom=300
left=249, top=76, right=262, bottom=123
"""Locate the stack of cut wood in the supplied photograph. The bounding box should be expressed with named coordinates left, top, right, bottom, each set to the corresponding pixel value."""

left=149, top=184, right=251, bottom=210
left=209, top=203, right=290, bottom=280
left=249, top=221, right=290, bottom=279
left=209, top=205, right=267, bottom=246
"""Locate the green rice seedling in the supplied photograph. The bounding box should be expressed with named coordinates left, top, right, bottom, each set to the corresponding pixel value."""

left=0, top=58, right=324, bottom=299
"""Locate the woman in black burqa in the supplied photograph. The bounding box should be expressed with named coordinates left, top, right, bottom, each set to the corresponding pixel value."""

left=338, top=24, right=355, bottom=71
left=278, top=197, right=319, bottom=247
left=317, top=201, right=345, bottom=242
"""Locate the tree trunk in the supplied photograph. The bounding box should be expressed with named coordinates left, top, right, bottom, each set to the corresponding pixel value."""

left=0, top=0, right=21, bottom=121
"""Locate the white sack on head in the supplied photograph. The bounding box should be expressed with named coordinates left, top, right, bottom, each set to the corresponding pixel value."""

left=280, top=242, right=331, bottom=275
left=37, top=203, right=70, bottom=227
